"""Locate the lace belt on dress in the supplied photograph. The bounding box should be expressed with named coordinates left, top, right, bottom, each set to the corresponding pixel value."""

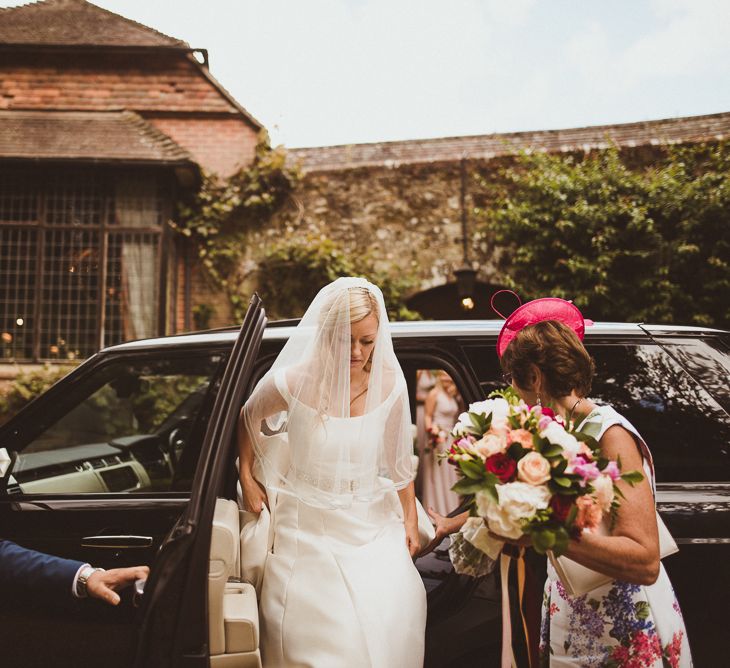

left=293, top=468, right=361, bottom=493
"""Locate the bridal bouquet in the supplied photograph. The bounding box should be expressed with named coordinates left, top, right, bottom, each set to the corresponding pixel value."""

left=445, top=389, right=643, bottom=559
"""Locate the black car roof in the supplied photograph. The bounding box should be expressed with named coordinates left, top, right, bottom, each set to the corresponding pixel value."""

left=102, top=320, right=727, bottom=354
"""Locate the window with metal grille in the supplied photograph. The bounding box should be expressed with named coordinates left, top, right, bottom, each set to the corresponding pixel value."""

left=0, top=167, right=170, bottom=361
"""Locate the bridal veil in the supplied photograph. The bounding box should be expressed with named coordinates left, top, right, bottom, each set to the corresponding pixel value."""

left=242, top=277, right=415, bottom=509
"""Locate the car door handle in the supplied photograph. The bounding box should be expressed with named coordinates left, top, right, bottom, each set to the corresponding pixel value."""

left=81, top=535, right=154, bottom=549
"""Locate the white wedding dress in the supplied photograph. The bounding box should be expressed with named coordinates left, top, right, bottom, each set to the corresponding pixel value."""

left=258, top=369, right=427, bottom=668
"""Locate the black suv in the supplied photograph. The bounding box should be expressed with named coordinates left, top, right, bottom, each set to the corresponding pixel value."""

left=1, top=298, right=728, bottom=667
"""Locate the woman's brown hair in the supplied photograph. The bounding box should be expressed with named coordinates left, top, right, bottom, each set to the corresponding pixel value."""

left=500, top=320, right=595, bottom=399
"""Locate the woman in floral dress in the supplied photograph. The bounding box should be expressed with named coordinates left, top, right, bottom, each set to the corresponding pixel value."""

left=499, top=317, right=692, bottom=667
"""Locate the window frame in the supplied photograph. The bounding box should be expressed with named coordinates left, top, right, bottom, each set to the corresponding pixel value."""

left=0, top=165, right=173, bottom=362
left=1, top=344, right=230, bottom=499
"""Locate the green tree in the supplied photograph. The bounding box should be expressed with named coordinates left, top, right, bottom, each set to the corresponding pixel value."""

left=478, top=143, right=730, bottom=327
left=0, top=365, right=77, bottom=425
left=646, top=142, right=730, bottom=327
left=256, top=235, right=420, bottom=321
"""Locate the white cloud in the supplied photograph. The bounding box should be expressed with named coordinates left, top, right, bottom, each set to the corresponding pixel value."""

left=0, top=0, right=727, bottom=145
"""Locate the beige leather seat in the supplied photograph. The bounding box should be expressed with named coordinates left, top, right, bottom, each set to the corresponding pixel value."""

left=209, top=498, right=262, bottom=668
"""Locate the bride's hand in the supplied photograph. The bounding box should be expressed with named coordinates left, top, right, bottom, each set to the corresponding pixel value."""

left=404, top=519, right=420, bottom=559
left=241, top=475, right=268, bottom=513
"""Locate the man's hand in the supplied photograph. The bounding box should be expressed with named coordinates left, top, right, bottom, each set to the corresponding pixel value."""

left=87, top=566, right=150, bottom=606
left=417, top=508, right=469, bottom=557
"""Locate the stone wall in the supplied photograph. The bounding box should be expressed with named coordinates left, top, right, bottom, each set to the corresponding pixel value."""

left=221, top=158, right=502, bottom=311
left=186, top=129, right=730, bottom=325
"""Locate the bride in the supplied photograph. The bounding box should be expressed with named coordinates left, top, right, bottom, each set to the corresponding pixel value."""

left=238, top=277, right=426, bottom=667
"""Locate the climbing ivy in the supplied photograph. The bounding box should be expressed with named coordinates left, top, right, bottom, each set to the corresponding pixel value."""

left=256, top=235, right=421, bottom=321
left=174, top=134, right=301, bottom=319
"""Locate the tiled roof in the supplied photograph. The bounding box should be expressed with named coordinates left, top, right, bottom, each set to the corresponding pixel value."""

left=289, top=112, right=730, bottom=172
left=0, top=109, right=195, bottom=164
left=0, top=52, right=240, bottom=114
left=0, top=0, right=187, bottom=48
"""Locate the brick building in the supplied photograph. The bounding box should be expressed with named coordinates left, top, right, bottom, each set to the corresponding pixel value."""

left=0, top=0, right=262, bottom=364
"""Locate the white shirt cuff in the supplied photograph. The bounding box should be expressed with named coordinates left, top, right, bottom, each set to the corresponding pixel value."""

left=71, top=563, right=91, bottom=598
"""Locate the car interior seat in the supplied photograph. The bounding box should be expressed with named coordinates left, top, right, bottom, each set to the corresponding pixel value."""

left=209, top=498, right=262, bottom=668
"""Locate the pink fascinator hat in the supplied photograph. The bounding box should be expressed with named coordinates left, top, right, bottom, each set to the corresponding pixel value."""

left=492, top=290, right=593, bottom=358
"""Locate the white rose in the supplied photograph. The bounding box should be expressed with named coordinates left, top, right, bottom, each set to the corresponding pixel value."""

left=491, top=416, right=509, bottom=432
left=498, top=481, right=552, bottom=518
left=477, top=482, right=552, bottom=540
left=468, top=399, right=494, bottom=416
left=541, top=421, right=581, bottom=459
left=484, top=499, right=524, bottom=539
left=592, top=474, right=615, bottom=512
left=475, top=490, right=522, bottom=540
left=491, top=397, right=510, bottom=422
left=452, top=412, right=473, bottom=436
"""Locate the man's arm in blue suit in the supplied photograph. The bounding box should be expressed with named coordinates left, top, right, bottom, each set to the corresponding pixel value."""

left=0, top=540, right=84, bottom=601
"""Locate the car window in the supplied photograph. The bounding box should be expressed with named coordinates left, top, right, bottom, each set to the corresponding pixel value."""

left=589, top=343, right=730, bottom=483
left=462, top=341, right=730, bottom=483
left=648, top=336, right=730, bottom=413
left=13, top=353, right=224, bottom=494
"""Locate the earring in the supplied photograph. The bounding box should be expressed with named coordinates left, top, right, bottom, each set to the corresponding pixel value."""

left=536, top=395, right=542, bottom=406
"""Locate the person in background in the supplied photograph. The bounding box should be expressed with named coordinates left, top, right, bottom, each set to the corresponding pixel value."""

left=421, top=370, right=463, bottom=515
left=414, top=369, right=436, bottom=498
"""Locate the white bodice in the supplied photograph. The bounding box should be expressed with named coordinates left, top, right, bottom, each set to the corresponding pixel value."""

left=273, top=368, right=403, bottom=506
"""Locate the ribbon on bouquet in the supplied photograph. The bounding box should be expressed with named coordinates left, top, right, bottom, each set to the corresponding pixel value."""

left=459, top=520, right=534, bottom=668
left=499, top=552, right=516, bottom=668
left=500, top=546, right=533, bottom=668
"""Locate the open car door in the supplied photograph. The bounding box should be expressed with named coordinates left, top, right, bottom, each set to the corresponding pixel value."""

left=134, top=295, right=266, bottom=668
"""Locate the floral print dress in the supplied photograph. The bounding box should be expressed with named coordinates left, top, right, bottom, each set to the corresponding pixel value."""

left=539, top=406, right=692, bottom=667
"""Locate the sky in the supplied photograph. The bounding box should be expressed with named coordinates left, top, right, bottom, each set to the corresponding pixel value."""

left=3, top=0, right=730, bottom=147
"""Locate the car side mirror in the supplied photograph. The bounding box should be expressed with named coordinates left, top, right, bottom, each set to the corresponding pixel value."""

left=0, top=447, right=18, bottom=495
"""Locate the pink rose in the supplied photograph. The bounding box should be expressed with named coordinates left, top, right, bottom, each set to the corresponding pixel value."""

left=577, top=441, right=593, bottom=459
left=575, top=495, right=602, bottom=531
left=474, top=430, right=508, bottom=460
left=538, top=415, right=553, bottom=431
left=603, top=461, right=621, bottom=481
left=517, top=452, right=551, bottom=486
left=508, top=428, right=534, bottom=450
left=538, top=406, right=556, bottom=419
left=571, top=455, right=600, bottom=487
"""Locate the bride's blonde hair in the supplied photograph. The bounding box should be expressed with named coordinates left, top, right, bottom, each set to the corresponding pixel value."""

left=318, top=285, right=380, bottom=328
left=348, top=286, right=380, bottom=325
